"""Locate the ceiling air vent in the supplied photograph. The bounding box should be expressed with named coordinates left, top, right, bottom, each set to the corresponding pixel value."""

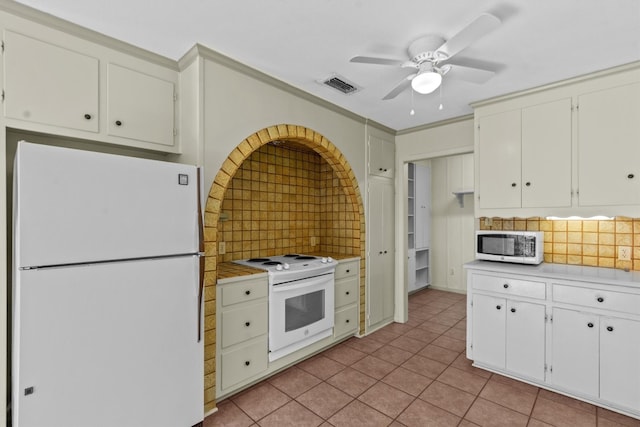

left=321, top=74, right=360, bottom=95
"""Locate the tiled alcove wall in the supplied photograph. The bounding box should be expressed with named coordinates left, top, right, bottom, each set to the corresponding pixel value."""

left=218, top=142, right=358, bottom=262
left=479, top=217, right=640, bottom=270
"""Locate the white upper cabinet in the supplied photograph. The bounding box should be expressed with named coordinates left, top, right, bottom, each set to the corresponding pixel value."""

left=107, top=64, right=175, bottom=147
left=3, top=31, right=99, bottom=133
left=577, top=82, right=640, bottom=207
left=369, top=135, right=394, bottom=178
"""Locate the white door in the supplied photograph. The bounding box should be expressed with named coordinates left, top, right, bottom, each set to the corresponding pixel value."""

left=472, top=294, right=506, bottom=369
left=600, top=316, right=640, bottom=411
left=13, top=256, right=203, bottom=427
left=551, top=308, right=599, bottom=398
left=15, top=142, right=199, bottom=267
left=506, top=300, right=546, bottom=381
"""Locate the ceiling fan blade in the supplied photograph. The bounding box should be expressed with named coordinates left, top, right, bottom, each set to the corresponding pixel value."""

left=350, top=56, right=405, bottom=66
left=436, top=13, right=501, bottom=58
left=447, top=63, right=495, bottom=84
left=382, top=78, right=412, bottom=100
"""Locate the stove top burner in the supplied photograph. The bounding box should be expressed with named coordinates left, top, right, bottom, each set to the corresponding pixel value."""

left=294, top=256, right=316, bottom=260
left=247, top=258, right=271, bottom=262
left=262, top=261, right=282, bottom=266
left=283, top=254, right=299, bottom=257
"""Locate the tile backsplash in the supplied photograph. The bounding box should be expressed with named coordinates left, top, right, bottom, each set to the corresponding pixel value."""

left=479, top=217, right=639, bottom=271
left=217, top=142, right=359, bottom=262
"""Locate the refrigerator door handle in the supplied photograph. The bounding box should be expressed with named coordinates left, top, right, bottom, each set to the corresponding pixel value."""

left=196, top=168, right=205, bottom=342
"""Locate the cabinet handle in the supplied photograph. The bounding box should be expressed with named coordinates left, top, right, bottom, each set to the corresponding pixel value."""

left=510, top=308, right=516, bottom=313
left=115, top=120, right=122, bottom=126
left=84, top=113, right=92, bottom=120
left=606, top=326, right=614, bottom=332
left=503, top=284, right=509, bottom=289
left=597, top=297, right=604, bottom=303
left=628, top=174, right=635, bottom=179
left=587, top=322, right=594, bottom=328
left=245, top=321, right=251, bottom=327
left=245, top=361, right=251, bottom=366
left=496, top=305, right=502, bottom=310
left=511, top=183, right=517, bottom=187
left=245, top=290, right=251, bottom=295
left=525, top=182, right=531, bottom=187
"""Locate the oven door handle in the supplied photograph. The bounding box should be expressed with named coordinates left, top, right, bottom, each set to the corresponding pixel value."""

left=270, top=274, right=332, bottom=293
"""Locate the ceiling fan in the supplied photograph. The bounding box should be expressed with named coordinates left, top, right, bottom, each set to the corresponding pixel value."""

left=350, top=13, right=501, bottom=100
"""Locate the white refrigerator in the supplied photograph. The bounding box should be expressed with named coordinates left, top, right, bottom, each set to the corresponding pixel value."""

left=12, top=142, right=204, bottom=427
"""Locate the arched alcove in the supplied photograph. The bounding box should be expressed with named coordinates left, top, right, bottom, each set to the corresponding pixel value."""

left=202, top=124, right=365, bottom=410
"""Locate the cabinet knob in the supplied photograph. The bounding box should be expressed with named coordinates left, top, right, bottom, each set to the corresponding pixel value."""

left=510, top=308, right=516, bottom=313
left=84, top=113, right=92, bottom=120
left=384, top=250, right=388, bottom=254
left=346, top=291, right=350, bottom=295
left=503, top=283, right=509, bottom=289
left=496, top=305, right=502, bottom=310
left=379, top=251, right=383, bottom=255
left=606, top=326, right=614, bottom=332
left=379, top=168, right=383, bottom=171
left=245, top=361, right=251, bottom=366
left=587, top=322, right=594, bottom=328
left=245, top=290, right=251, bottom=295
left=628, top=174, right=635, bottom=179
left=245, top=321, right=251, bottom=327
left=511, top=183, right=517, bottom=187
left=596, top=296, right=604, bottom=303
left=346, top=269, right=350, bottom=273
left=525, top=182, right=531, bottom=187
left=115, top=120, right=122, bottom=126
left=346, top=319, right=350, bottom=323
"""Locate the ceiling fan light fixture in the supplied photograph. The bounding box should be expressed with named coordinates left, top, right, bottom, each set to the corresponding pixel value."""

left=411, top=71, right=442, bottom=94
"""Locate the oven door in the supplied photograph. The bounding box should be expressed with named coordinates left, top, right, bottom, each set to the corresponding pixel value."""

left=269, top=272, right=334, bottom=361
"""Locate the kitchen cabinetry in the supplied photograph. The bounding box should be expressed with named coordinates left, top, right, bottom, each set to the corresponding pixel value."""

left=3, top=30, right=99, bottom=133
left=577, top=82, right=640, bottom=206
left=551, top=283, right=640, bottom=412
left=334, top=259, right=360, bottom=339
left=216, top=275, right=269, bottom=397
left=466, top=261, right=640, bottom=419
left=2, top=24, right=179, bottom=153
left=476, top=98, right=572, bottom=211
left=368, top=135, right=394, bottom=178
left=368, top=177, right=395, bottom=330
left=469, top=273, right=546, bottom=382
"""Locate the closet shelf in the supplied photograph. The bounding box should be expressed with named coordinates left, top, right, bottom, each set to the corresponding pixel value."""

left=452, top=189, right=474, bottom=208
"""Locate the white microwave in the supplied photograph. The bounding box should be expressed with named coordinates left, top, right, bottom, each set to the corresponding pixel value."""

left=475, top=230, right=544, bottom=264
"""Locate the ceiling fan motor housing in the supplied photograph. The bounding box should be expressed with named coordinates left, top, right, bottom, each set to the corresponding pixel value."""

left=408, top=35, right=448, bottom=64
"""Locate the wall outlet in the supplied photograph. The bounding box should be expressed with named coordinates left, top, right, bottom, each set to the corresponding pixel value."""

left=618, top=246, right=631, bottom=261
left=310, top=236, right=317, bottom=247
left=219, top=241, right=226, bottom=255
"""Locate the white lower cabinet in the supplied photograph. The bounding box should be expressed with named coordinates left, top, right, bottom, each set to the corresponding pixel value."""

left=334, top=259, right=360, bottom=339
left=466, top=262, right=640, bottom=420
left=472, top=294, right=545, bottom=382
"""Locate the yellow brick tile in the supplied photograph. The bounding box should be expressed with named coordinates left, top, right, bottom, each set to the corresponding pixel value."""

left=553, top=232, right=567, bottom=243
left=599, top=257, right=615, bottom=268
left=583, top=244, right=598, bottom=257
left=503, top=219, right=514, bottom=230
left=552, top=220, right=567, bottom=231
left=582, top=232, right=599, bottom=244
left=582, top=221, right=598, bottom=232
left=514, top=220, right=527, bottom=231
left=599, top=221, right=615, bottom=233
left=553, top=254, right=567, bottom=264
left=616, top=220, right=633, bottom=234
left=540, top=220, right=552, bottom=232
left=567, top=255, right=583, bottom=265
left=553, top=243, right=567, bottom=254
left=567, top=221, right=582, bottom=232
left=615, top=259, right=632, bottom=271
left=567, top=232, right=582, bottom=244
left=616, top=234, right=633, bottom=246
left=583, top=256, right=598, bottom=266
left=599, top=245, right=615, bottom=258
left=599, top=233, right=615, bottom=245
left=567, top=244, right=582, bottom=256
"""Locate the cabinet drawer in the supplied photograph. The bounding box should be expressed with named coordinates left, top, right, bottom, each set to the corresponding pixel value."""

left=335, top=260, right=359, bottom=280
left=220, top=338, right=268, bottom=390
left=335, top=277, right=358, bottom=308
left=335, top=305, right=358, bottom=338
left=472, top=273, right=546, bottom=299
left=553, top=284, right=640, bottom=315
left=221, top=301, right=268, bottom=348
left=220, top=278, right=268, bottom=307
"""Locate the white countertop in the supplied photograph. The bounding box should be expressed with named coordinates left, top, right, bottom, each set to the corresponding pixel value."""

left=464, top=260, right=640, bottom=288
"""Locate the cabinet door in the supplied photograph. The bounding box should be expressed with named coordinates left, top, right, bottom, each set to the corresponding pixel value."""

left=551, top=308, right=599, bottom=398
left=369, top=136, right=394, bottom=178
left=107, top=63, right=176, bottom=147
left=477, top=110, right=521, bottom=209
left=368, top=178, right=395, bottom=327
left=472, top=294, right=506, bottom=369
left=506, top=300, right=546, bottom=381
left=414, top=163, right=431, bottom=249
left=4, top=31, right=99, bottom=132
left=578, top=83, right=640, bottom=206
left=600, top=316, right=640, bottom=411
left=521, top=98, right=572, bottom=208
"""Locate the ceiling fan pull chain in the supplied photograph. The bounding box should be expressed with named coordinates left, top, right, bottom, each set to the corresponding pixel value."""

left=438, top=84, right=444, bottom=111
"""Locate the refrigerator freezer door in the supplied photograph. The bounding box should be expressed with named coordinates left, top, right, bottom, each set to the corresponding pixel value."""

left=12, top=256, right=203, bottom=427
left=14, top=142, right=199, bottom=268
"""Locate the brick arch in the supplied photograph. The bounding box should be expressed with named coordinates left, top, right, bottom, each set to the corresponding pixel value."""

left=202, top=124, right=365, bottom=411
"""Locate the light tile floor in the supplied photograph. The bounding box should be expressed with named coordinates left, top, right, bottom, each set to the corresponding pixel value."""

left=204, top=288, right=640, bottom=427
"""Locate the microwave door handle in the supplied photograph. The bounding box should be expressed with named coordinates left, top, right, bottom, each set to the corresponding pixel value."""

left=270, top=275, right=331, bottom=293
